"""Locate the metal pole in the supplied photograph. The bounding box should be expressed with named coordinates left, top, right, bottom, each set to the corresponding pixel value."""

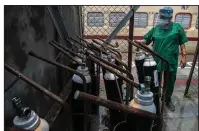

left=128, top=39, right=169, bottom=65
left=184, top=42, right=199, bottom=95
left=76, top=37, right=130, bottom=70
left=70, top=37, right=99, bottom=54
left=127, top=5, right=135, bottom=102
left=74, top=91, right=160, bottom=120
left=106, top=6, right=140, bottom=43
left=92, top=39, right=122, bottom=59
left=49, top=41, right=81, bottom=64
left=97, top=38, right=116, bottom=48
left=51, top=40, right=83, bottom=59
left=45, top=79, right=71, bottom=127
left=47, top=6, right=69, bottom=44
left=4, top=64, right=65, bottom=105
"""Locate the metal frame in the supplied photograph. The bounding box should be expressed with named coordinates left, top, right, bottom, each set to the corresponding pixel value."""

left=184, top=42, right=199, bottom=96
left=127, top=5, right=135, bottom=102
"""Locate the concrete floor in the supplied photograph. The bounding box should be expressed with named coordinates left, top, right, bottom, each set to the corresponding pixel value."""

left=162, top=68, right=198, bottom=131
left=162, top=83, right=198, bottom=131
left=98, top=54, right=198, bottom=131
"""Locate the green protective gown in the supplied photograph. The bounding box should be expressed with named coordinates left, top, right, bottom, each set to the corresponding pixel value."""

left=143, top=22, right=188, bottom=102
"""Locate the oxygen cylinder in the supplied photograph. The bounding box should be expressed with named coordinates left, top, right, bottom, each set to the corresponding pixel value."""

left=71, top=61, right=91, bottom=131
left=12, top=97, right=49, bottom=131
left=103, top=56, right=124, bottom=130
left=135, top=48, right=145, bottom=84
left=127, top=76, right=156, bottom=131
left=101, top=54, right=115, bottom=75
left=71, top=63, right=91, bottom=113
left=114, top=41, right=120, bottom=52
left=113, top=41, right=123, bottom=96
left=143, top=53, right=159, bottom=114
left=102, top=54, right=108, bottom=75
left=88, top=51, right=99, bottom=115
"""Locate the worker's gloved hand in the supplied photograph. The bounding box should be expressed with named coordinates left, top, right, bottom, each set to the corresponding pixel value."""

left=180, top=56, right=186, bottom=68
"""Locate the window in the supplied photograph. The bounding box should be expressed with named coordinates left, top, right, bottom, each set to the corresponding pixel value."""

left=175, top=13, right=192, bottom=29
left=153, top=13, right=161, bottom=26
left=134, top=12, right=148, bottom=28
left=87, top=12, right=104, bottom=27
left=196, top=17, right=198, bottom=29
left=109, top=12, right=126, bottom=27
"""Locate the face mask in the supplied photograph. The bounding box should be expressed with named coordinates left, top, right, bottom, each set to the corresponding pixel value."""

left=159, top=19, right=169, bottom=25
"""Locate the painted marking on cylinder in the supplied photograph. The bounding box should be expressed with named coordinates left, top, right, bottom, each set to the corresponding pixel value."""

left=154, top=70, right=159, bottom=87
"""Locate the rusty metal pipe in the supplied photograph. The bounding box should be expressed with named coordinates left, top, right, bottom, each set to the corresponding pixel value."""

left=50, top=40, right=83, bottom=59
left=88, top=41, right=129, bottom=70
left=86, top=51, right=134, bottom=81
left=4, top=64, right=65, bottom=105
left=28, top=51, right=87, bottom=92
left=92, top=39, right=109, bottom=52
left=96, top=38, right=116, bottom=48
left=77, top=36, right=92, bottom=45
left=88, top=42, right=102, bottom=52
left=92, top=39, right=122, bottom=59
left=77, top=37, right=107, bottom=55
left=77, top=36, right=112, bottom=55
left=78, top=36, right=124, bottom=66
left=64, top=37, right=79, bottom=49
left=49, top=41, right=81, bottom=64
left=69, top=37, right=88, bottom=48
left=127, top=39, right=169, bottom=65
left=93, top=39, right=123, bottom=58
left=70, top=37, right=98, bottom=54
left=90, top=42, right=108, bottom=54
left=88, top=55, right=139, bottom=88
left=112, top=55, right=129, bottom=70
left=74, top=91, right=160, bottom=120
left=127, top=41, right=170, bottom=86
left=77, top=37, right=129, bottom=70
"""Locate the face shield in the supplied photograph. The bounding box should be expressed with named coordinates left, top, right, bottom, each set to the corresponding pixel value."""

left=159, top=7, right=173, bottom=25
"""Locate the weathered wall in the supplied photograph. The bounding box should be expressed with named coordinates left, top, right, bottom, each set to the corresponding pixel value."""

left=4, top=5, right=82, bottom=130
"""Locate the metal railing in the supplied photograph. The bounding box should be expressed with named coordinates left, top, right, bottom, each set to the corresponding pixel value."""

left=184, top=42, right=198, bottom=98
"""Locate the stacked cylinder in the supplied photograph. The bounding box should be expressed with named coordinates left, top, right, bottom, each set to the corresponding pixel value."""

left=103, top=54, right=125, bottom=130
left=71, top=60, right=91, bottom=131
left=127, top=76, right=156, bottom=131
left=143, top=53, right=160, bottom=114
left=12, top=97, right=49, bottom=131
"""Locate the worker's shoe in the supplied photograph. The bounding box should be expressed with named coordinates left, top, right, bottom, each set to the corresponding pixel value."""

left=166, top=101, right=175, bottom=111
